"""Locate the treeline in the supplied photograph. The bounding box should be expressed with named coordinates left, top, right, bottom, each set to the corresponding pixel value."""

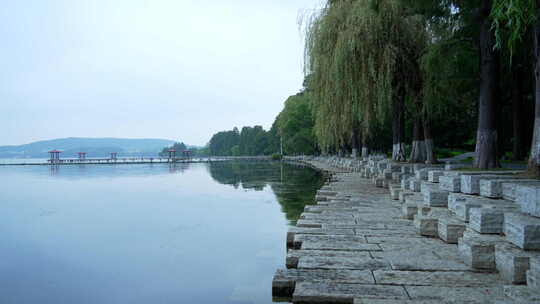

left=299, top=0, right=540, bottom=173
left=204, top=0, right=540, bottom=175
left=159, top=142, right=208, bottom=157
left=208, top=91, right=317, bottom=156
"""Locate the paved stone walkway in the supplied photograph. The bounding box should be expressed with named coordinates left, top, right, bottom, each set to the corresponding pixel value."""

left=273, top=161, right=539, bottom=303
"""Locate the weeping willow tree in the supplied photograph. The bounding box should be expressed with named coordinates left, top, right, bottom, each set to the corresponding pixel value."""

left=304, top=0, right=428, bottom=161
left=491, top=0, right=540, bottom=175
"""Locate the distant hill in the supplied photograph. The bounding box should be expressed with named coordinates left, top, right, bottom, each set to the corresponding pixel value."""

left=0, top=137, right=178, bottom=158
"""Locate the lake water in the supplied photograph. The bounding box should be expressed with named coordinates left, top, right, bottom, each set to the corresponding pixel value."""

left=0, top=161, right=324, bottom=304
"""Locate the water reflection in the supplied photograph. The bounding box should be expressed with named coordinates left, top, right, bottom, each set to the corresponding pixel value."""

left=208, top=161, right=325, bottom=223
left=0, top=161, right=323, bottom=304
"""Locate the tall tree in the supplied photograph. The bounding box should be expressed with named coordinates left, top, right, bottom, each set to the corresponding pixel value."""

left=474, top=0, right=501, bottom=169
left=305, top=0, right=427, bottom=159
left=491, top=0, right=539, bottom=173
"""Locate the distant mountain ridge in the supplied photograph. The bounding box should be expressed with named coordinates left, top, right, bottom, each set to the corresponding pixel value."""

left=0, top=137, right=179, bottom=158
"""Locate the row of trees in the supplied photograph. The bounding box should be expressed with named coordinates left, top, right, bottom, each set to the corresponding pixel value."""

left=207, top=91, right=318, bottom=156
left=302, top=0, right=540, bottom=173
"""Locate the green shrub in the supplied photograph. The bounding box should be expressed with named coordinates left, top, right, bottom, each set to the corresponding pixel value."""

left=271, top=153, right=282, bottom=160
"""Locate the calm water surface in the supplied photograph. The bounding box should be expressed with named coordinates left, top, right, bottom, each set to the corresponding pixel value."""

left=0, top=161, right=324, bottom=304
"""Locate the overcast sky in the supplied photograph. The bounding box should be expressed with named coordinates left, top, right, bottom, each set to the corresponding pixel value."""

left=1, top=0, right=321, bottom=146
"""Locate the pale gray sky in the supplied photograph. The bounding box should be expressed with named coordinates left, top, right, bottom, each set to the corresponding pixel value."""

left=1, top=0, right=320, bottom=146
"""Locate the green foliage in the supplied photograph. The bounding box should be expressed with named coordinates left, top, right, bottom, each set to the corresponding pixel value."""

left=271, top=153, right=282, bottom=160
left=206, top=90, right=317, bottom=157
left=276, top=92, right=317, bottom=155
left=208, top=128, right=240, bottom=156
left=491, top=0, right=536, bottom=59
left=230, top=145, right=240, bottom=156
left=304, top=0, right=428, bottom=152
left=208, top=126, right=278, bottom=156
left=159, top=142, right=187, bottom=157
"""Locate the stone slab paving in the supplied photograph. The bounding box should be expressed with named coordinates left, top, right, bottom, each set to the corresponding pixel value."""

left=297, top=256, right=391, bottom=270
left=293, top=282, right=409, bottom=303
left=286, top=250, right=370, bottom=268
left=272, top=159, right=539, bottom=304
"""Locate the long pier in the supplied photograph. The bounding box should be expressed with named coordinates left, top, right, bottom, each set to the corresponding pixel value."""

left=0, top=156, right=272, bottom=166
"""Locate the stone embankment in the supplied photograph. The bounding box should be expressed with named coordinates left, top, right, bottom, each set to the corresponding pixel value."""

left=274, top=156, right=540, bottom=303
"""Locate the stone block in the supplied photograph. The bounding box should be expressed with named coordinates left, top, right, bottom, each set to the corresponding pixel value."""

left=400, top=175, right=414, bottom=189
left=422, top=189, right=449, bottom=207
left=381, top=248, right=470, bottom=272
left=399, top=191, right=414, bottom=203
left=296, top=218, right=356, bottom=228
left=495, top=243, right=540, bottom=284
left=401, top=166, right=412, bottom=174
left=504, top=213, right=540, bottom=250
left=502, top=182, right=540, bottom=201
left=389, top=164, right=402, bottom=173
left=480, top=179, right=539, bottom=199
left=415, top=168, right=430, bottom=181
left=458, top=236, right=496, bottom=270
left=439, top=176, right=461, bottom=192
left=287, top=227, right=355, bottom=248
left=297, top=255, right=390, bottom=270
left=301, top=239, right=381, bottom=251
left=292, top=282, right=409, bottom=303
left=428, top=170, right=445, bottom=183
left=416, top=205, right=434, bottom=217
left=527, top=270, right=539, bottom=287
left=286, top=250, right=367, bottom=268
left=410, top=179, right=421, bottom=192
left=377, top=162, right=388, bottom=170
left=272, top=268, right=374, bottom=298
left=531, top=256, right=540, bottom=273
left=420, top=181, right=438, bottom=194
left=315, top=195, right=327, bottom=202
left=389, top=185, right=402, bottom=200
left=469, top=208, right=505, bottom=234
left=438, top=217, right=466, bottom=244
left=414, top=215, right=439, bottom=237
left=461, top=174, right=521, bottom=195
left=448, top=193, right=516, bottom=222
left=318, top=190, right=337, bottom=197
left=445, top=163, right=467, bottom=170
left=454, top=200, right=484, bottom=223
left=373, top=270, right=502, bottom=287
left=405, top=286, right=504, bottom=302
left=503, top=285, right=540, bottom=303
left=402, top=203, right=419, bottom=220
left=516, top=184, right=540, bottom=217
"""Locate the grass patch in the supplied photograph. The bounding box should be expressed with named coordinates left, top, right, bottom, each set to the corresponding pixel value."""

left=455, top=167, right=517, bottom=172
left=436, top=148, right=468, bottom=159
left=501, top=159, right=527, bottom=165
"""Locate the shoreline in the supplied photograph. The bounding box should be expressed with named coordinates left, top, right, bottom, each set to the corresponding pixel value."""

left=273, top=156, right=540, bottom=303
left=0, top=156, right=275, bottom=167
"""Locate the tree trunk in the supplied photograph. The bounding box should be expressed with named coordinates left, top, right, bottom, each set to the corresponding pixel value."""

left=528, top=4, right=540, bottom=176
left=423, top=114, right=438, bottom=164
left=409, top=117, right=426, bottom=163
left=474, top=0, right=500, bottom=169
left=392, top=88, right=406, bottom=162
left=351, top=127, right=360, bottom=158
left=512, top=65, right=524, bottom=160
left=361, top=133, right=369, bottom=158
